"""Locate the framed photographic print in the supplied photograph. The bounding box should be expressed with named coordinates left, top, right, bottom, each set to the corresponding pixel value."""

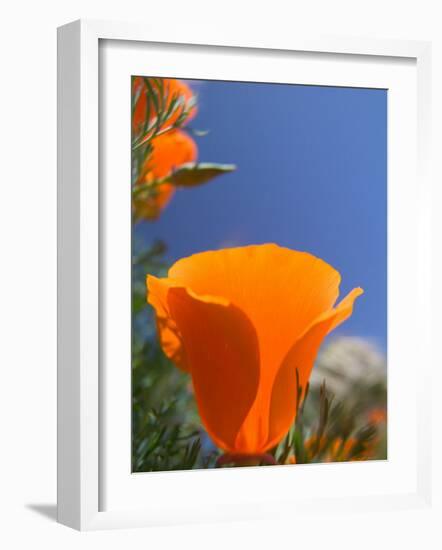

left=57, top=19, right=433, bottom=530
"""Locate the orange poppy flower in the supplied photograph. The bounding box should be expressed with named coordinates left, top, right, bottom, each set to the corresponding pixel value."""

left=132, top=77, right=197, bottom=138
left=147, top=244, right=363, bottom=456
left=134, top=129, right=198, bottom=220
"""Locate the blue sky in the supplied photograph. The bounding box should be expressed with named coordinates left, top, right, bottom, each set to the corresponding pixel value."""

left=137, top=79, right=387, bottom=352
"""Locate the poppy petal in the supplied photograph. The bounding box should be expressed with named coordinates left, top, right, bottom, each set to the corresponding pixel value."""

left=169, top=245, right=341, bottom=371
left=163, top=79, right=197, bottom=127
left=167, top=286, right=261, bottom=452
left=132, top=78, right=197, bottom=137
left=144, top=129, right=198, bottom=180
left=266, top=287, right=363, bottom=451
left=134, top=130, right=197, bottom=220
left=147, top=275, right=189, bottom=371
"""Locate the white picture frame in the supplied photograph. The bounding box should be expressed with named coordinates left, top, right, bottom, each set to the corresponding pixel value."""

left=57, top=19, right=433, bottom=531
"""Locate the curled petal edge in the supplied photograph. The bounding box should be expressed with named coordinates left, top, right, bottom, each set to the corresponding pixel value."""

left=265, top=287, right=364, bottom=452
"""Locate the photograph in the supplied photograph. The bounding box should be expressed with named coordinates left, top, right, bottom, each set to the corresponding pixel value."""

left=2, top=1, right=436, bottom=543
left=131, top=76, right=388, bottom=472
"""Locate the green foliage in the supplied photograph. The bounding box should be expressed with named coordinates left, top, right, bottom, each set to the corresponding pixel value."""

left=131, top=76, right=196, bottom=193
left=132, top=399, right=202, bottom=472
left=132, top=163, right=237, bottom=204
left=167, top=162, right=237, bottom=187
left=132, top=239, right=220, bottom=472
left=132, top=77, right=196, bottom=151
left=272, top=374, right=386, bottom=466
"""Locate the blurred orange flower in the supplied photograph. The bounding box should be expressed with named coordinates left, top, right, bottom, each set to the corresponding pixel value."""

left=367, top=407, right=387, bottom=426
left=324, top=436, right=376, bottom=462
left=134, top=129, right=198, bottom=220
left=132, top=77, right=197, bottom=138
left=147, top=244, right=363, bottom=456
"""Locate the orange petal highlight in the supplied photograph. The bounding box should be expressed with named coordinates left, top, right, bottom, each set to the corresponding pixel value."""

left=266, top=287, right=364, bottom=450
left=169, top=245, right=341, bottom=359
left=144, top=129, right=198, bottom=180
left=167, top=286, right=261, bottom=452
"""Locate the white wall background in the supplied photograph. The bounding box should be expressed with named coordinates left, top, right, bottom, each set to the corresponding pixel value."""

left=1, top=0, right=441, bottom=548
